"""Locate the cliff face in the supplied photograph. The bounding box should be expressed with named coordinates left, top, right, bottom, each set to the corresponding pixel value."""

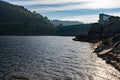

left=73, top=23, right=103, bottom=42
left=87, top=23, right=103, bottom=42
left=102, top=17, right=120, bottom=38
left=74, top=16, right=120, bottom=42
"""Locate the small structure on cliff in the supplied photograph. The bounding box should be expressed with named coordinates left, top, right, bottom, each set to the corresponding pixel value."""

left=98, top=14, right=113, bottom=24
left=98, top=14, right=120, bottom=24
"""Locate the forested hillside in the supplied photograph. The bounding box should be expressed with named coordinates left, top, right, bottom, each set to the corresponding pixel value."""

left=55, top=24, right=91, bottom=36
left=0, top=0, right=55, bottom=35
left=0, top=0, right=90, bottom=36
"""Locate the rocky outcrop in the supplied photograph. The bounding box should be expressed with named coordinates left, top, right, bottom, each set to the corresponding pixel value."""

left=73, top=23, right=103, bottom=42
left=87, top=23, right=103, bottom=42
left=73, top=15, right=120, bottom=71
left=73, top=16, right=120, bottom=42
left=94, top=34, right=120, bottom=71
left=102, top=17, right=120, bottom=38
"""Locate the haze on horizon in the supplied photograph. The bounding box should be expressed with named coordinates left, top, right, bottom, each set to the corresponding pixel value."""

left=4, top=0, right=120, bottom=23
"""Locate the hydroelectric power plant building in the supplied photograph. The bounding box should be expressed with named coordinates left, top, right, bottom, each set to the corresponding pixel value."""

left=98, top=14, right=120, bottom=24
left=99, top=14, right=112, bottom=23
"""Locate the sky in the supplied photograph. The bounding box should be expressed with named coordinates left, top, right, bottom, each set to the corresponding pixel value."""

left=4, top=0, right=120, bottom=23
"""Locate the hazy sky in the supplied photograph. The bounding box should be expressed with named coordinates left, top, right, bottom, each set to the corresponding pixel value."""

left=4, top=0, right=120, bottom=23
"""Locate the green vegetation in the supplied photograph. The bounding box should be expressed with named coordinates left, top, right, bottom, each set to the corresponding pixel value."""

left=0, top=0, right=55, bottom=35
left=55, top=24, right=91, bottom=36
left=0, top=0, right=90, bottom=36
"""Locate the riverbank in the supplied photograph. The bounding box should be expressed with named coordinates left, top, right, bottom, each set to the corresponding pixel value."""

left=93, top=34, right=120, bottom=71
left=74, top=33, right=120, bottom=72
left=73, top=15, right=120, bottom=72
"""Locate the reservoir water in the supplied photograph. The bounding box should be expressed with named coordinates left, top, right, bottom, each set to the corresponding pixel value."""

left=0, top=36, right=120, bottom=80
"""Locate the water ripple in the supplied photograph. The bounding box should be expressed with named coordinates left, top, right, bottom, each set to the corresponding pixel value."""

left=0, top=36, right=120, bottom=80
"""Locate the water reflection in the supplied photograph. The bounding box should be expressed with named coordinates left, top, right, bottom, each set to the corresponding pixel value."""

left=0, top=36, right=120, bottom=80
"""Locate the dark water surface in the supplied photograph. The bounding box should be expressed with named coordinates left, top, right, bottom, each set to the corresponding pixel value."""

left=0, top=36, right=120, bottom=80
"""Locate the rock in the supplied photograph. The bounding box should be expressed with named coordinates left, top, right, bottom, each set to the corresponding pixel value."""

left=102, top=17, right=120, bottom=38
left=73, top=14, right=120, bottom=72
left=86, top=23, right=103, bottom=42
left=94, top=44, right=105, bottom=53
left=73, top=23, right=103, bottom=42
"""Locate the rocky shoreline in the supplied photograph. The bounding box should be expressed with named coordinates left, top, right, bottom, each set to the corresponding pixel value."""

left=73, top=15, right=120, bottom=72
left=94, top=36, right=120, bottom=71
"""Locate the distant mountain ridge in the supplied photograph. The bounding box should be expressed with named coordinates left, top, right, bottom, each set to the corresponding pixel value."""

left=51, top=20, right=83, bottom=26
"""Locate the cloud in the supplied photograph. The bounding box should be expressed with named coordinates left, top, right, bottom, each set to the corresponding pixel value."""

left=58, top=12, right=120, bottom=23
left=60, top=14, right=99, bottom=23
left=5, top=0, right=120, bottom=12
left=4, top=0, right=120, bottom=23
left=5, top=0, right=90, bottom=5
